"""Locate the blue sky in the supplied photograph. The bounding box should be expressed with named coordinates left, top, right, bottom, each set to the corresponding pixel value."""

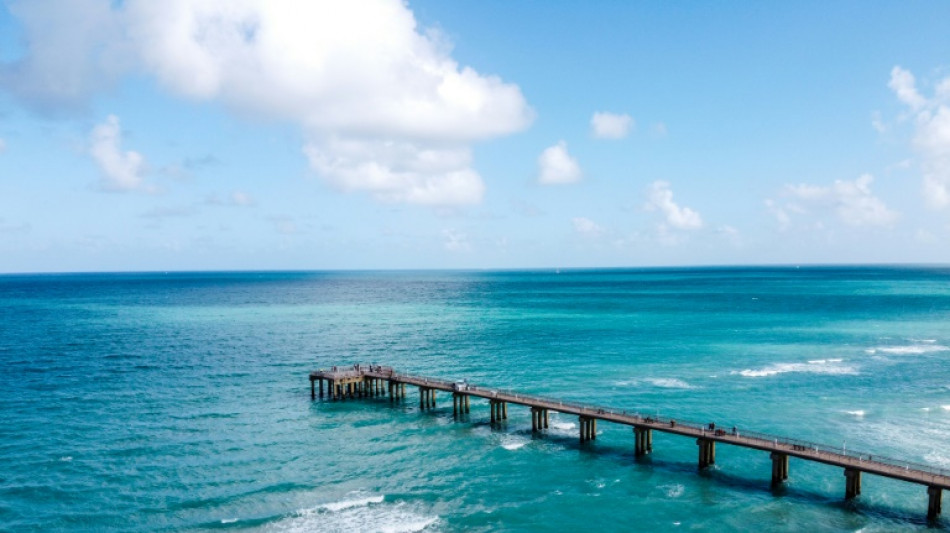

left=1, top=1, right=950, bottom=272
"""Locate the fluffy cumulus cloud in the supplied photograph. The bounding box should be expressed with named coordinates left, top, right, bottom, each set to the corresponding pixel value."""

left=1, top=0, right=533, bottom=206
left=537, top=141, right=582, bottom=185
left=889, top=66, right=950, bottom=208
left=645, top=181, right=703, bottom=230
left=89, top=115, right=152, bottom=192
left=590, top=112, right=633, bottom=139
left=572, top=216, right=604, bottom=236
left=776, top=174, right=898, bottom=228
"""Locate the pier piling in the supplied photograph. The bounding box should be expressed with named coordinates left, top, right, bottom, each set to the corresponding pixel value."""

left=697, top=438, right=716, bottom=469
left=929, top=486, right=943, bottom=520
left=845, top=468, right=862, bottom=499
left=634, top=426, right=653, bottom=456
left=771, top=453, right=789, bottom=486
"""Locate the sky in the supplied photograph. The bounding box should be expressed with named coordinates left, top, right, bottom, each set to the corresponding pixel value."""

left=1, top=1, right=950, bottom=273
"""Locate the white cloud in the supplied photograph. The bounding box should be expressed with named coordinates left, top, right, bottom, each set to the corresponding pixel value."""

left=888, top=65, right=950, bottom=208
left=716, top=224, right=741, bottom=246
left=442, top=229, right=471, bottom=252
left=871, top=111, right=886, bottom=133
left=764, top=199, right=791, bottom=230
left=646, top=181, right=703, bottom=230
left=537, top=141, right=582, bottom=185
left=784, top=174, right=898, bottom=227
left=304, top=137, right=484, bottom=205
left=0, top=0, right=128, bottom=113
left=889, top=66, right=927, bottom=110
left=572, top=216, right=604, bottom=236
left=590, top=112, right=633, bottom=139
left=2, top=0, right=533, bottom=206
left=915, top=106, right=950, bottom=207
left=89, top=115, right=151, bottom=192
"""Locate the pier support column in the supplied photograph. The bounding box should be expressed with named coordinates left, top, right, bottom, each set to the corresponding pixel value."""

left=310, top=377, right=316, bottom=399
left=419, top=387, right=425, bottom=410
left=844, top=468, right=862, bottom=499
left=319, top=379, right=324, bottom=398
left=580, top=416, right=593, bottom=442
left=531, top=408, right=539, bottom=432
left=770, top=453, right=789, bottom=486
left=453, top=393, right=458, bottom=417
left=502, top=402, right=507, bottom=420
left=697, top=438, right=715, bottom=469
left=490, top=400, right=497, bottom=424
left=543, top=409, right=549, bottom=429
left=928, top=486, right=943, bottom=520
left=464, top=395, right=470, bottom=413
left=634, top=427, right=653, bottom=456
left=401, top=384, right=406, bottom=399
left=591, top=419, right=597, bottom=440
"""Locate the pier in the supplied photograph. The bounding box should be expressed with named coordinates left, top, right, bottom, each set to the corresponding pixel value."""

left=310, top=364, right=948, bottom=521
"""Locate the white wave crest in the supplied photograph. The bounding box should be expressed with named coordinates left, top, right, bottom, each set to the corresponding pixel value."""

left=644, top=378, right=693, bottom=389
left=844, top=410, right=866, bottom=418
left=615, top=377, right=693, bottom=389
left=320, top=495, right=385, bottom=512
left=865, top=344, right=950, bottom=355
left=941, top=405, right=950, bottom=412
left=500, top=436, right=528, bottom=451
left=264, top=494, right=437, bottom=533
left=735, top=359, right=857, bottom=378
left=550, top=421, right=575, bottom=431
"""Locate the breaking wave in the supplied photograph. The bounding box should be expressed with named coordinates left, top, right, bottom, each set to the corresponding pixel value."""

left=735, top=359, right=857, bottom=378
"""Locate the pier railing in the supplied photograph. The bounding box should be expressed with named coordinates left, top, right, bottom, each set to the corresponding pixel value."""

left=313, top=364, right=950, bottom=519
left=385, top=370, right=950, bottom=480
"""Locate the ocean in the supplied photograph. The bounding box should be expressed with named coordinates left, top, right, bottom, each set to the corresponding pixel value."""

left=1, top=266, right=949, bottom=532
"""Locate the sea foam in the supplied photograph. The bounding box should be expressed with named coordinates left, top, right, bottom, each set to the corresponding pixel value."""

left=500, top=436, right=528, bottom=451
left=735, top=359, right=857, bottom=378
left=263, top=493, right=437, bottom=533
left=865, top=344, right=949, bottom=355
left=644, top=377, right=693, bottom=389
left=320, top=494, right=385, bottom=512
left=615, top=377, right=694, bottom=389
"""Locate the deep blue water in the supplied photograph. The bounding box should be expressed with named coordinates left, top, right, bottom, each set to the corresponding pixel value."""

left=1, top=267, right=950, bottom=532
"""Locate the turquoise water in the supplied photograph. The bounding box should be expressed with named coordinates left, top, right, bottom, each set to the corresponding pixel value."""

left=1, top=267, right=949, bottom=532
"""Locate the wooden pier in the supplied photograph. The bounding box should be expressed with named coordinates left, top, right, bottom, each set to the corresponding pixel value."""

left=310, top=364, right=948, bottom=521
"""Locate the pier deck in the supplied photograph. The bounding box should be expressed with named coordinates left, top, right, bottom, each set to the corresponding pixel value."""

left=310, top=364, right=948, bottom=520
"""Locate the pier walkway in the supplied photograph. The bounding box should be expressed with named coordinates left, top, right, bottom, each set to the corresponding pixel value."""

left=310, top=364, right=948, bottom=520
